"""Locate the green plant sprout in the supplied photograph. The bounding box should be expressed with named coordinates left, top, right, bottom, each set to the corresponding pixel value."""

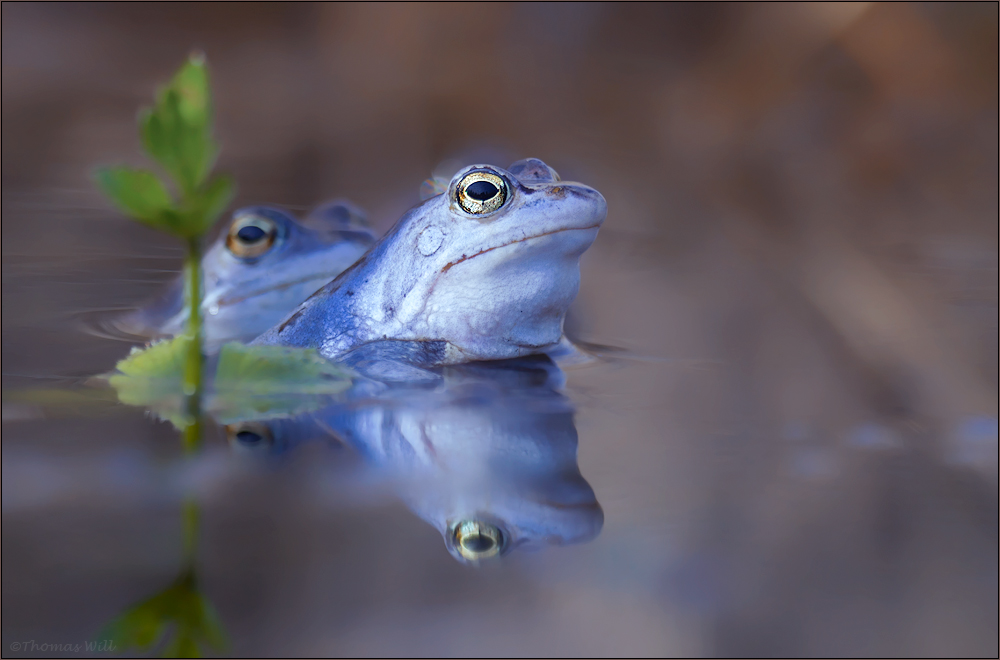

left=94, top=53, right=357, bottom=441
left=95, top=52, right=234, bottom=452
left=93, top=54, right=233, bottom=658
left=91, top=56, right=356, bottom=657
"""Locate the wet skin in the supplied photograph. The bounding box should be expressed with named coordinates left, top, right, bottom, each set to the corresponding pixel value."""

left=253, top=158, right=607, bottom=367
left=112, top=200, right=375, bottom=348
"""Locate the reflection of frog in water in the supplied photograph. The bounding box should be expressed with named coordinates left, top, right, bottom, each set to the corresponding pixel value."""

left=254, top=158, right=607, bottom=369
left=111, top=200, right=375, bottom=348
left=223, top=355, right=604, bottom=564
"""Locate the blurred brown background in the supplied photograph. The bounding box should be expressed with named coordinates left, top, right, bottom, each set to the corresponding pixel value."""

left=2, top=2, right=997, bottom=657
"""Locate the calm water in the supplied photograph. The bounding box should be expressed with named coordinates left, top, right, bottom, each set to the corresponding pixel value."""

left=3, top=3, right=997, bottom=657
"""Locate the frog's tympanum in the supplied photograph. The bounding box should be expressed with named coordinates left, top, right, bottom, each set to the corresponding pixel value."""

left=222, top=356, right=604, bottom=564
left=253, top=159, right=606, bottom=367
left=111, top=200, right=375, bottom=347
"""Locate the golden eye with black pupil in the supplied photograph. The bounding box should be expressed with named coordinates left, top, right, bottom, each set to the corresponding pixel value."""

left=451, top=520, right=506, bottom=561
left=226, top=215, right=278, bottom=259
left=456, top=171, right=508, bottom=215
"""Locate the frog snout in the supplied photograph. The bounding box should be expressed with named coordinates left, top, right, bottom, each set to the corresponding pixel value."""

left=559, top=184, right=607, bottom=227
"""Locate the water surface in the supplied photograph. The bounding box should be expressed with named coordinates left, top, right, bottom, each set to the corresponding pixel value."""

left=3, top=3, right=997, bottom=657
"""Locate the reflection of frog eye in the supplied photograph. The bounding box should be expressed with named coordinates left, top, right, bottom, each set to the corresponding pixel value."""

left=225, top=422, right=274, bottom=453
left=456, top=171, right=508, bottom=215
left=451, top=520, right=506, bottom=561
left=226, top=214, right=278, bottom=259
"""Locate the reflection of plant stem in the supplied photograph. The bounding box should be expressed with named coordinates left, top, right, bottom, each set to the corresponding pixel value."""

left=182, top=416, right=203, bottom=455
left=182, top=497, right=200, bottom=568
left=182, top=237, right=204, bottom=454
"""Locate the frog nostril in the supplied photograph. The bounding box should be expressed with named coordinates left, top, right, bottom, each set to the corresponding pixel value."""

left=508, top=158, right=560, bottom=183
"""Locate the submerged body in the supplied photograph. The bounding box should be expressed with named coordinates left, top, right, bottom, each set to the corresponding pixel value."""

left=254, top=159, right=607, bottom=366
left=111, top=200, right=375, bottom=348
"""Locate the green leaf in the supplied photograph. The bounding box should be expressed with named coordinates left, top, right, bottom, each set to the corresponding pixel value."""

left=211, top=342, right=355, bottom=423
left=139, top=55, right=217, bottom=197
left=106, top=339, right=355, bottom=426
left=182, top=174, right=236, bottom=239
left=140, top=98, right=214, bottom=199
left=98, top=566, right=227, bottom=658
left=169, top=54, right=210, bottom=127
left=97, top=52, right=230, bottom=246
left=161, top=632, right=201, bottom=659
left=214, top=342, right=354, bottom=392
left=108, top=337, right=189, bottom=428
left=100, top=604, right=164, bottom=650
left=99, top=585, right=172, bottom=651
left=195, top=596, right=228, bottom=652
left=95, top=166, right=178, bottom=232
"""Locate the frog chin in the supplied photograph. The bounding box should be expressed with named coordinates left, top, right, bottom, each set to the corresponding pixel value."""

left=421, top=233, right=587, bottom=360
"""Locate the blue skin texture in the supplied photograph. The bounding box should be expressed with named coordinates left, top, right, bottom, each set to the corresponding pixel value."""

left=253, top=158, right=607, bottom=366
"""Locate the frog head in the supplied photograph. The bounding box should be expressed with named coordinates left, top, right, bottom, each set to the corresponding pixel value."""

left=262, top=158, right=607, bottom=363
left=112, top=200, right=375, bottom=347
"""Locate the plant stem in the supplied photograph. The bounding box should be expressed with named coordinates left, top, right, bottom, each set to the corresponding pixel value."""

left=182, top=237, right=204, bottom=454
left=181, top=240, right=203, bottom=582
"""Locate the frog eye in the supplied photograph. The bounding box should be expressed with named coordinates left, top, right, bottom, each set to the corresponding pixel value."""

left=226, top=214, right=278, bottom=259
left=455, top=170, right=509, bottom=215
left=450, top=519, right=506, bottom=561
left=225, top=422, right=274, bottom=453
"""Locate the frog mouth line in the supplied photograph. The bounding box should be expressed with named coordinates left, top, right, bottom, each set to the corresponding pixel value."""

left=216, top=271, right=346, bottom=307
left=439, top=224, right=602, bottom=275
